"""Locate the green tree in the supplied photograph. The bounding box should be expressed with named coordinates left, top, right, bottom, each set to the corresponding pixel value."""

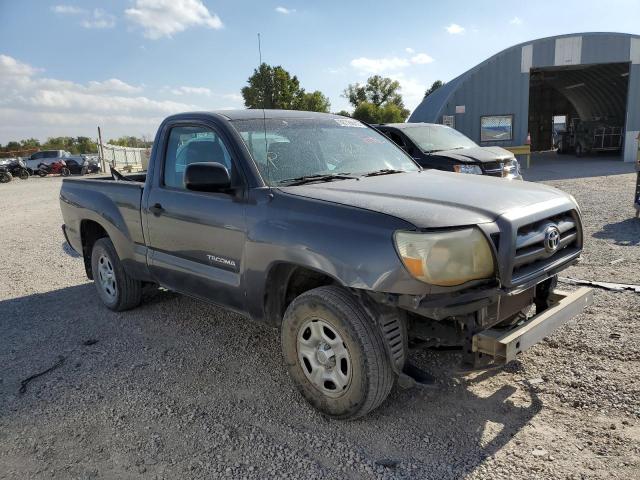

left=241, top=63, right=331, bottom=112
left=20, top=138, right=41, bottom=149
left=350, top=102, right=408, bottom=124
left=4, top=141, right=21, bottom=151
left=108, top=136, right=151, bottom=148
left=343, top=75, right=410, bottom=123
left=350, top=102, right=379, bottom=124
left=344, top=75, right=406, bottom=109
left=242, top=63, right=303, bottom=110
left=294, top=90, right=331, bottom=113
left=424, top=80, right=445, bottom=98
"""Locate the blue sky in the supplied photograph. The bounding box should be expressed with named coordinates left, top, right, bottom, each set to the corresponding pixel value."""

left=1, top=0, right=639, bottom=143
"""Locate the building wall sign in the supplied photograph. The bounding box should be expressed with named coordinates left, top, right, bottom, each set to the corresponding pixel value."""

left=481, top=115, right=513, bottom=142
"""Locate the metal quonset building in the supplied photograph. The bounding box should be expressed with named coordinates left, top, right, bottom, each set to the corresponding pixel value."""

left=409, top=32, right=640, bottom=162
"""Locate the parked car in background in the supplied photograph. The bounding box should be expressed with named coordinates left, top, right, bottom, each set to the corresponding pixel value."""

left=25, top=150, right=70, bottom=174
left=374, top=123, right=521, bottom=179
left=60, top=110, right=591, bottom=419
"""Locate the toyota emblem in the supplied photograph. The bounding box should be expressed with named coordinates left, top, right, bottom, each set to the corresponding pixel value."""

left=544, top=225, right=560, bottom=253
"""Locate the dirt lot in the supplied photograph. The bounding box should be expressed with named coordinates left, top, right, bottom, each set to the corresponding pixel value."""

left=1, top=163, right=639, bottom=480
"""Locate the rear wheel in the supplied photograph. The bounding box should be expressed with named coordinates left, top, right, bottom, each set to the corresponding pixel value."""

left=0, top=171, right=12, bottom=183
left=18, top=168, right=29, bottom=180
left=61, top=167, right=71, bottom=177
left=90, top=237, right=142, bottom=311
left=281, top=286, right=394, bottom=419
left=38, top=169, right=48, bottom=177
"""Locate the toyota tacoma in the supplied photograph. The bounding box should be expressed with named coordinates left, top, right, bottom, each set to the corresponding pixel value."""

left=60, top=110, right=592, bottom=419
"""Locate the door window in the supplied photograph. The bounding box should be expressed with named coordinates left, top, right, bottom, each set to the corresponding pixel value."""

left=164, top=126, right=233, bottom=189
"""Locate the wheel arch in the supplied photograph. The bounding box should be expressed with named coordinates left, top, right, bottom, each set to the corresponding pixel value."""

left=80, top=219, right=109, bottom=279
left=263, top=262, right=341, bottom=327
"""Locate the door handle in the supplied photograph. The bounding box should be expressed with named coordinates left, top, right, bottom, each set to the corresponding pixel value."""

left=149, top=203, right=164, bottom=216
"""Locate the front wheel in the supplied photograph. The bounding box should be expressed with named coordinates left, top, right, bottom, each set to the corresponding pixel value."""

left=90, top=237, right=142, bottom=311
left=281, top=286, right=394, bottom=420
left=18, top=168, right=29, bottom=180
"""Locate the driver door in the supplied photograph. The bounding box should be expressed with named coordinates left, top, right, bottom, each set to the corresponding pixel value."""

left=145, top=123, right=247, bottom=312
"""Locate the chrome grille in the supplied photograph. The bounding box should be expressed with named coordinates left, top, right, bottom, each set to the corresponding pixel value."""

left=482, top=161, right=503, bottom=177
left=511, top=211, right=580, bottom=282
left=482, top=159, right=518, bottom=178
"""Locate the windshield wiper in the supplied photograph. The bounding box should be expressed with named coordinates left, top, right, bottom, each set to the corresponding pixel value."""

left=362, top=169, right=405, bottom=177
left=277, top=173, right=357, bottom=186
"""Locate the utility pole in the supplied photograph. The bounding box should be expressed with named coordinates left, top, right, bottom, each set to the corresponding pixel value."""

left=97, top=126, right=106, bottom=173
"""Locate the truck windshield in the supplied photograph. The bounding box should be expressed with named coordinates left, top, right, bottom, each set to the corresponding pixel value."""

left=231, top=117, right=419, bottom=185
left=402, top=124, right=478, bottom=153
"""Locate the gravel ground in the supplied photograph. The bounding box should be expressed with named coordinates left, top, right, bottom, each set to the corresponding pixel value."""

left=1, top=167, right=639, bottom=480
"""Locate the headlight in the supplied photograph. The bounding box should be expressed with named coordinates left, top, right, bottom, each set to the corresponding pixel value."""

left=394, top=228, right=495, bottom=286
left=503, top=157, right=521, bottom=178
left=453, top=164, right=482, bottom=175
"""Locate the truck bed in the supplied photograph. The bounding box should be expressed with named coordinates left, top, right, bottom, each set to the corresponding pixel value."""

left=60, top=177, right=147, bottom=276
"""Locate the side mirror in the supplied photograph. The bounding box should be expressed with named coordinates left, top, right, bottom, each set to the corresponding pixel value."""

left=184, top=162, right=231, bottom=192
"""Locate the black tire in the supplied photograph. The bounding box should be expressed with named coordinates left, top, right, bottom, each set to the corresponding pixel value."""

left=18, top=168, right=29, bottom=180
left=38, top=169, right=48, bottom=177
left=90, top=237, right=142, bottom=311
left=0, top=171, right=12, bottom=183
left=61, top=167, right=71, bottom=177
left=281, top=286, right=394, bottom=420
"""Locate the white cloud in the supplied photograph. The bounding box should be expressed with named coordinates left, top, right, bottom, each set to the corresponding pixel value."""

left=405, top=47, right=415, bottom=54
left=87, top=78, right=143, bottom=94
left=0, top=54, right=39, bottom=77
left=350, top=52, right=434, bottom=74
left=170, top=86, right=212, bottom=96
left=445, top=23, right=465, bottom=34
left=52, top=5, right=115, bottom=29
left=81, top=9, right=116, bottom=29
left=0, top=54, right=246, bottom=142
left=350, top=56, right=410, bottom=74
left=386, top=72, right=425, bottom=112
left=275, top=6, right=295, bottom=14
left=510, top=16, right=523, bottom=25
left=125, top=0, right=223, bottom=39
left=411, top=53, right=434, bottom=65
left=0, top=54, right=201, bottom=142
left=51, top=5, right=85, bottom=15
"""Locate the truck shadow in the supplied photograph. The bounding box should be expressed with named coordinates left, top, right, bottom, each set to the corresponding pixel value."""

left=0, top=284, right=541, bottom=478
left=593, top=218, right=640, bottom=246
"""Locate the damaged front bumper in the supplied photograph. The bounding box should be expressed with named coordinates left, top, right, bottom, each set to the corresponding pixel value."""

left=472, top=287, right=593, bottom=364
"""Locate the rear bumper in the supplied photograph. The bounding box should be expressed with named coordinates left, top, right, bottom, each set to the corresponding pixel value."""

left=472, top=287, right=593, bottom=363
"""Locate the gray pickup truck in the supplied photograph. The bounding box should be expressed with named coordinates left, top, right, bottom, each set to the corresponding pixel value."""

left=60, top=110, right=593, bottom=419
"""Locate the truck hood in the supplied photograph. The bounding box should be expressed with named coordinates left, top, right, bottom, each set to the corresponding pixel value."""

left=431, top=146, right=515, bottom=164
left=281, top=170, right=573, bottom=228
